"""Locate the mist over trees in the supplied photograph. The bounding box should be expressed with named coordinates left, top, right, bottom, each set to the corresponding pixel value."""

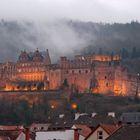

left=0, top=19, right=140, bottom=62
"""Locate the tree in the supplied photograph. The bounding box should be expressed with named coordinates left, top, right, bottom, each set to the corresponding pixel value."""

left=131, top=47, right=137, bottom=59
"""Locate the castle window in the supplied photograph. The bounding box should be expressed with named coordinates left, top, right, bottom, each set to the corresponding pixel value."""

left=85, top=70, right=88, bottom=73
left=105, top=76, right=107, bottom=79
left=79, top=70, right=81, bottom=74
left=66, top=70, right=69, bottom=74
left=18, top=69, right=21, bottom=73
left=41, top=127, right=44, bottom=130
left=106, top=83, right=109, bottom=87
left=72, top=70, right=74, bottom=74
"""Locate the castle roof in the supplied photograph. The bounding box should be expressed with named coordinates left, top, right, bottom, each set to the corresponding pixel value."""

left=18, top=50, right=30, bottom=62
left=18, top=49, right=51, bottom=64
left=32, top=49, right=44, bottom=62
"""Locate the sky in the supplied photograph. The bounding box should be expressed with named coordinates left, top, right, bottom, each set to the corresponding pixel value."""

left=0, top=0, right=139, bottom=23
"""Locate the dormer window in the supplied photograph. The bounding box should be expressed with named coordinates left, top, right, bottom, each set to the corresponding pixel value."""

left=97, top=131, right=103, bottom=140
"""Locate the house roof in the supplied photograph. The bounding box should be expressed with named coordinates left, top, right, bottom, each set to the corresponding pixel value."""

left=72, top=124, right=92, bottom=137
left=74, top=114, right=118, bottom=127
left=100, top=124, right=120, bottom=135
left=92, top=115, right=118, bottom=127
left=0, top=130, right=22, bottom=140
left=106, top=125, right=140, bottom=140
left=0, top=126, right=23, bottom=131
left=48, top=120, right=74, bottom=130
left=85, top=124, right=120, bottom=140
left=120, top=112, right=140, bottom=123
left=0, top=136, right=10, bottom=140
left=30, top=123, right=50, bottom=128
left=74, top=115, right=93, bottom=126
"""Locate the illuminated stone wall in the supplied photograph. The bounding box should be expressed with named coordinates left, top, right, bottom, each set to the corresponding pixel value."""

left=0, top=49, right=138, bottom=96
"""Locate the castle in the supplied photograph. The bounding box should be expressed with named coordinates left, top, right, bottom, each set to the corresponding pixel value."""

left=0, top=49, right=139, bottom=96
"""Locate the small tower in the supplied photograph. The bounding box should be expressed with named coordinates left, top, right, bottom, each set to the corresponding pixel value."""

left=44, top=49, right=51, bottom=65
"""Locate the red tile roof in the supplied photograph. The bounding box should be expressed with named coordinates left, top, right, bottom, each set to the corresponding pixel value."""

left=85, top=124, right=121, bottom=140
left=106, top=125, right=140, bottom=140
left=0, top=125, right=23, bottom=131
left=0, top=130, right=23, bottom=140
left=0, top=136, right=10, bottom=140
left=100, top=124, right=120, bottom=135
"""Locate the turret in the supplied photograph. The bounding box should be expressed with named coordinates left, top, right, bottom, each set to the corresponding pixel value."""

left=18, top=50, right=30, bottom=62
left=44, top=49, right=51, bottom=65
left=32, top=48, right=43, bottom=62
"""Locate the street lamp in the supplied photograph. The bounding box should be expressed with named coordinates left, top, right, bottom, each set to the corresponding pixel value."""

left=51, top=105, right=55, bottom=109
left=71, top=103, right=77, bottom=110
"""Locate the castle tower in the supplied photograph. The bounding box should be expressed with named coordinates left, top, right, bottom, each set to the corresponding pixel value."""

left=32, top=48, right=43, bottom=62
left=44, top=49, right=51, bottom=65
left=18, top=50, right=30, bottom=62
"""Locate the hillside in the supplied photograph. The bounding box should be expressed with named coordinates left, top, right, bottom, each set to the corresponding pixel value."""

left=0, top=91, right=140, bottom=125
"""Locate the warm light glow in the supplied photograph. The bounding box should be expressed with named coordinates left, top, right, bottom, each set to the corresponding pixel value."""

left=71, top=103, right=77, bottom=109
left=51, top=105, right=55, bottom=109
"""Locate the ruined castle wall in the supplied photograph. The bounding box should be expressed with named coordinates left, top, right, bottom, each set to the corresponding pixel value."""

left=94, top=62, right=115, bottom=94
left=49, top=69, right=61, bottom=90
left=61, top=68, right=93, bottom=92
left=113, top=66, right=138, bottom=96
left=0, top=50, right=137, bottom=97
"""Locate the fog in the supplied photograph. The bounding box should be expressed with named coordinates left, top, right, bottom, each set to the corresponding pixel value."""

left=0, top=0, right=139, bottom=62
left=0, top=20, right=91, bottom=62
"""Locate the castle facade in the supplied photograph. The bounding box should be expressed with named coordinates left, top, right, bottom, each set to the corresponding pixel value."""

left=0, top=49, right=138, bottom=96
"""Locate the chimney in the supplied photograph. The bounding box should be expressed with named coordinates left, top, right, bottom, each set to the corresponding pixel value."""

left=25, top=128, right=30, bottom=140
left=74, top=129, right=79, bottom=140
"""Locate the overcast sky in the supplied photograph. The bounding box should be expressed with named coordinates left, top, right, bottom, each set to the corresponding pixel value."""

left=0, top=0, right=140, bottom=22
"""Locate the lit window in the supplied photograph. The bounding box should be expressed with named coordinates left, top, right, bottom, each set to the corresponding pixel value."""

left=18, top=69, right=21, bottom=72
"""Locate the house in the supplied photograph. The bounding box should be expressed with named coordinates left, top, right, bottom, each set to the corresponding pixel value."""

left=106, top=125, right=140, bottom=140
left=36, top=129, right=79, bottom=140
left=120, top=112, right=140, bottom=124
left=72, top=124, right=92, bottom=140
left=0, top=130, right=25, bottom=140
left=0, top=126, right=35, bottom=140
left=85, top=124, right=120, bottom=140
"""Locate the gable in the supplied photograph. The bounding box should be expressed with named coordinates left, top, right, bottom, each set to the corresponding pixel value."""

left=87, top=127, right=109, bottom=140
